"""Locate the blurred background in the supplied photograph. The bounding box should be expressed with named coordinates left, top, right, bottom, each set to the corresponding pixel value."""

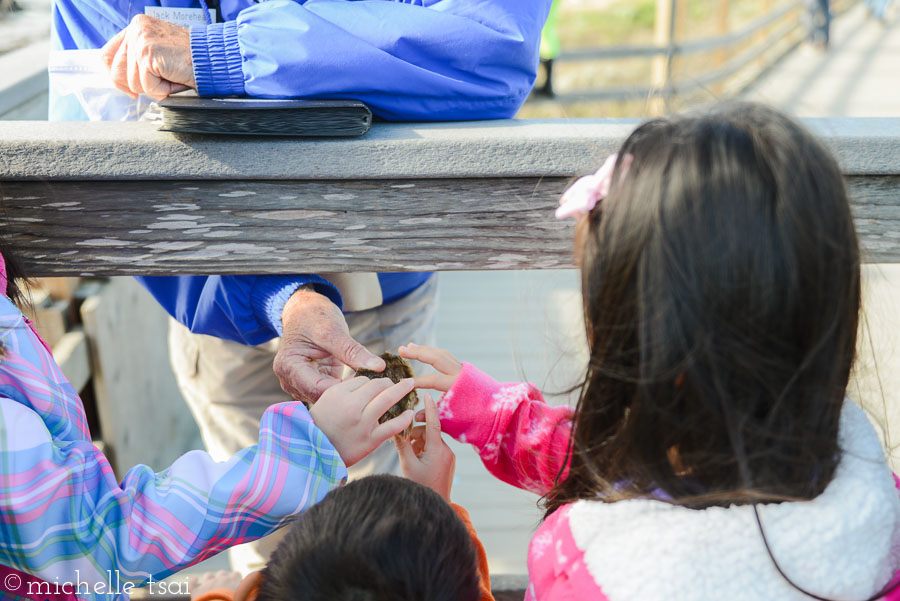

left=1, top=0, right=898, bottom=579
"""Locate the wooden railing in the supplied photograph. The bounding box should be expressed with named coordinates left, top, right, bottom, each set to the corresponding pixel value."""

left=0, top=118, right=897, bottom=597
left=543, top=0, right=856, bottom=108
left=1, top=118, right=898, bottom=276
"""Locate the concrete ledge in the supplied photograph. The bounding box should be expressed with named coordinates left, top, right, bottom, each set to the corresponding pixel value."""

left=1, top=118, right=898, bottom=180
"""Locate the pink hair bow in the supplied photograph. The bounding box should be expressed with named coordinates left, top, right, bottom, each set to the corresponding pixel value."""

left=555, top=153, right=632, bottom=220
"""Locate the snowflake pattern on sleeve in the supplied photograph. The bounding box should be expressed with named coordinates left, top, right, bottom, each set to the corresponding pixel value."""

left=439, top=363, right=575, bottom=496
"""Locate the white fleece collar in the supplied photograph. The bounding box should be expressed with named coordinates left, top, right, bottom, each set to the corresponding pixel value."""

left=568, top=401, right=900, bottom=601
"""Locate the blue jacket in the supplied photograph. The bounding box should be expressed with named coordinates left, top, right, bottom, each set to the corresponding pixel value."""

left=51, top=0, right=549, bottom=344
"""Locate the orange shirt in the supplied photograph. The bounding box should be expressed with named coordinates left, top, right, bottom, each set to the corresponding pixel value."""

left=450, top=502, right=495, bottom=601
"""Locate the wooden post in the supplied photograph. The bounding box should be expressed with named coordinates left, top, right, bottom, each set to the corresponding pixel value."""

left=712, top=0, right=730, bottom=97
left=756, top=0, right=775, bottom=74
left=672, top=0, right=688, bottom=107
left=650, top=0, right=677, bottom=116
left=81, top=278, right=201, bottom=476
left=675, top=0, right=688, bottom=40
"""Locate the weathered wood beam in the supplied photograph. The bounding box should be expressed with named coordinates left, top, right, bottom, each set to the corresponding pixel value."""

left=1, top=178, right=573, bottom=275
left=3, top=176, right=897, bottom=275
left=1, top=119, right=898, bottom=275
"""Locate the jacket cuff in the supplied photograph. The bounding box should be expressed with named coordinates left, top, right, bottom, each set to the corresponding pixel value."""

left=190, top=21, right=245, bottom=97
left=439, top=362, right=503, bottom=447
left=251, top=275, right=342, bottom=338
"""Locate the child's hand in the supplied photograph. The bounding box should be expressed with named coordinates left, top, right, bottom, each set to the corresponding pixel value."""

left=395, top=393, right=455, bottom=501
left=398, top=343, right=462, bottom=393
left=310, top=376, right=415, bottom=467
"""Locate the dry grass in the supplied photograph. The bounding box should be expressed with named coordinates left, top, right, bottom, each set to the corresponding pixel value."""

left=519, top=0, right=809, bottom=118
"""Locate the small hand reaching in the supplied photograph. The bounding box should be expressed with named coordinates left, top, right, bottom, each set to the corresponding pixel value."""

left=398, top=343, right=462, bottom=393
left=310, top=376, right=414, bottom=467
left=395, top=393, right=455, bottom=501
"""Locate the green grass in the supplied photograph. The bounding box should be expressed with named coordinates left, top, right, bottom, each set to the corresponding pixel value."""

left=559, top=1, right=656, bottom=48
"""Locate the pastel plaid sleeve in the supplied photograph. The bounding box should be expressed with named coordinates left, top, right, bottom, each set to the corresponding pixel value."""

left=0, top=298, right=347, bottom=598
left=439, top=363, right=574, bottom=496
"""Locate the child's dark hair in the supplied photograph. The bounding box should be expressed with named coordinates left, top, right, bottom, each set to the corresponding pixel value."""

left=548, top=102, right=860, bottom=512
left=256, top=474, right=480, bottom=601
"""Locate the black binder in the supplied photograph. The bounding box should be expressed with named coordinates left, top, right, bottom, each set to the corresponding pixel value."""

left=158, top=96, right=373, bottom=137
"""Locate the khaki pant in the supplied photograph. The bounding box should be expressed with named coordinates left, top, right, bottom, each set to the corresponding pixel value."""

left=168, top=276, right=438, bottom=573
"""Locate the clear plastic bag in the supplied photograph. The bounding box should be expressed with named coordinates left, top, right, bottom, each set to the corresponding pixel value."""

left=48, top=49, right=155, bottom=121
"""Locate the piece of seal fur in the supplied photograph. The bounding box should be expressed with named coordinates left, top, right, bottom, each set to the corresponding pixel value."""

left=355, top=352, right=418, bottom=438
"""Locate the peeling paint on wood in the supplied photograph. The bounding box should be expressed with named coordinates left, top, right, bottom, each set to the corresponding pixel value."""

left=400, top=218, right=442, bottom=225
left=146, top=221, right=202, bottom=230
left=77, top=239, right=131, bottom=247
left=250, top=210, right=337, bottom=220
left=154, top=203, right=199, bottom=211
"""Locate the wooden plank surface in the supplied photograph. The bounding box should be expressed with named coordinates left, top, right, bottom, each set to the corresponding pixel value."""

left=80, top=278, right=201, bottom=476
left=52, top=329, right=91, bottom=393
left=37, top=277, right=81, bottom=300
left=22, top=287, right=69, bottom=347
left=1, top=175, right=898, bottom=275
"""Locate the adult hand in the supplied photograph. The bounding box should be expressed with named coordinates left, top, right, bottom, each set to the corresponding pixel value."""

left=274, top=288, right=385, bottom=403
left=395, top=393, right=455, bottom=501
left=100, top=14, right=195, bottom=101
left=310, top=376, right=415, bottom=467
left=398, top=343, right=462, bottom=393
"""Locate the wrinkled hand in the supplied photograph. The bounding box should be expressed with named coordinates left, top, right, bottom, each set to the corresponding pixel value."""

left=395, top=393, right=455, bottom=501
left=398, top=343, right=462, bottom=393
left=274, top=288, right=385, bottom=403
left=310, top=376, right=415, bottom=467
left=100, top=14, right=195, bottom=100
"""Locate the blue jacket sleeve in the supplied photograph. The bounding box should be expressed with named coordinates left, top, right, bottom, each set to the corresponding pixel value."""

left=191, top=0, right=552, bottom=120
left=136, top=274, right=342, bottom=346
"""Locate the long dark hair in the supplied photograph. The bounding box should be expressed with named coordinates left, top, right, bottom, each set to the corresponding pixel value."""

left=256, top=475, right=480, bottom=601
left=547, top=102, right=860, bottom=512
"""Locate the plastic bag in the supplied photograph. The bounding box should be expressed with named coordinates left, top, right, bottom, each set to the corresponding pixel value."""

left=48, top=49, right=155, bottom=121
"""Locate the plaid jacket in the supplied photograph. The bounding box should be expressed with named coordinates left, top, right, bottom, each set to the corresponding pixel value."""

left=0, top=293, right=346, bottom=601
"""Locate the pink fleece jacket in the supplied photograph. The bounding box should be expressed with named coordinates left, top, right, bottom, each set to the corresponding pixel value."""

left=440, top=363, right=900, bottom=601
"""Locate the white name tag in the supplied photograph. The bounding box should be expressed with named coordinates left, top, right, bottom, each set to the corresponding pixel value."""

left=145, top=5, right=216, bottom=27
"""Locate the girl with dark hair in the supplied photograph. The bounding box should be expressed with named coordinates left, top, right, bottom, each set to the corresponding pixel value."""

left=190, top=397, right=494, bottom=601
left=0, top=239, right=416, bottom=600
left=402, top=102, right=900, bottom=600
